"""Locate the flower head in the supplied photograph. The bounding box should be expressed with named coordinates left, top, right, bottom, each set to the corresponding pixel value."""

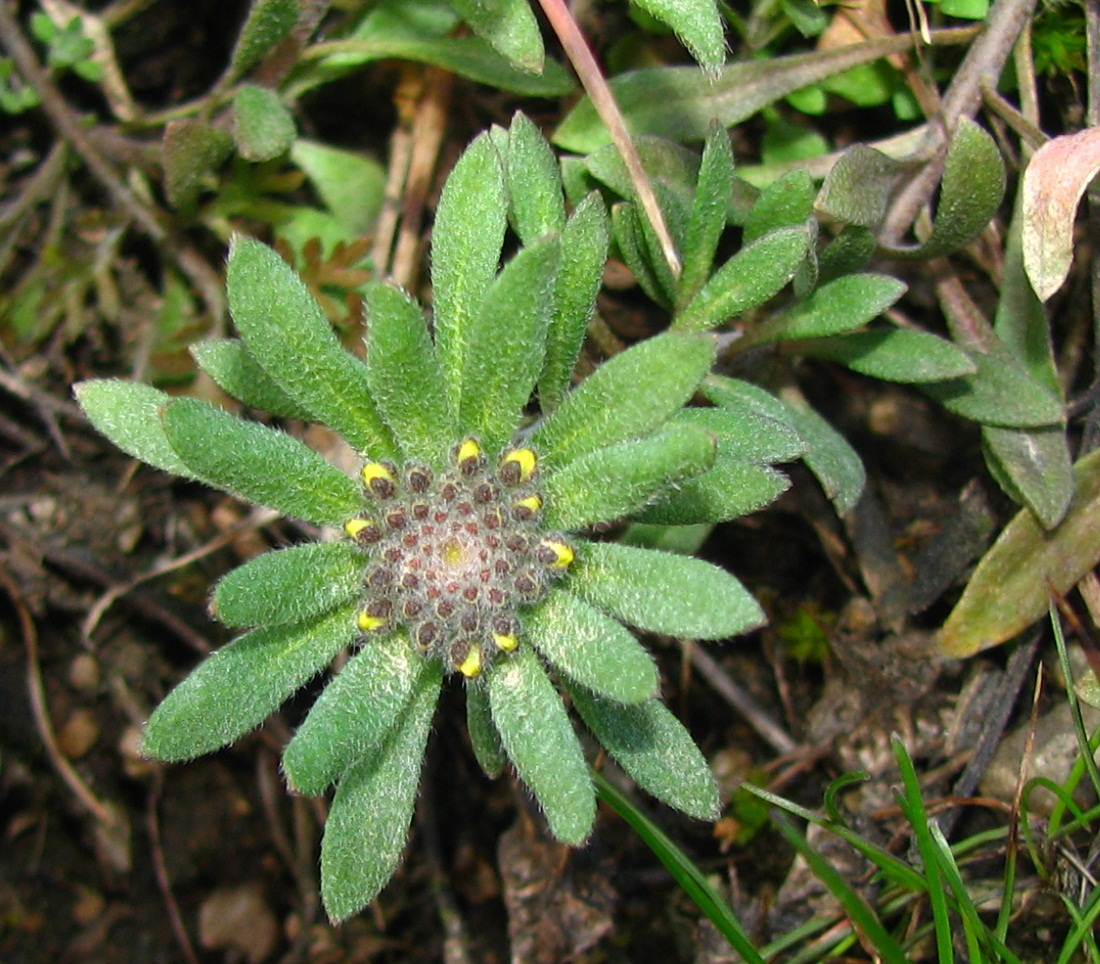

left=75, top=114, right=791, bottom=923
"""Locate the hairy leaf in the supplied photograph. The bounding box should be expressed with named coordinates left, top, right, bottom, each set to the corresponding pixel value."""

left=799, top=328, right=975, bottom=383
left=233, top=84, right=295, bottom=161
left=191, top=339, right=315, bottom=420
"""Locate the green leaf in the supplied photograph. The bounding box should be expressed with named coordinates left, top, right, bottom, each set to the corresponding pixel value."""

left=228, top=0, right=297, bottom=81
left=163, top=119, right=233, bottom=211
left=817, top=144, right=912, bottom=229
left=554, top=34, right=949, bottom=151
left=982, top=424, right=1073, bottom=529
left=741, top=274, right=907, bottom=348
left=673, top=406, right=805, bottom=464
left=531, top=332, right=716, bottom=470
left=142, top=605, right=357, bottom=762
left=570, top=686, right=719, bottom=819
left=570, top=541, right=764, bottom=638
left=940, top=447, right=1100, bottom=657
left=525, top=590, right=658, bottom=703
left=586, top=135, right=701, bottom=210
left=636, top=458, right=790, bottom=525
left=672, top=227, right=810, bottom=333
left=633, top=0, right=726, bottom=72
left=539, top=193, right=609, bottom=412
left=678, top=125, right=735, bottom=310
left=779, top=396, right=865, bottom=514
left=364, top=283, right=452, bottom=466
left=290, top=140, right=386, bottom=235
left=449, top=0, right=544, bottom=73
left=320, top=662, right=442, bottom=923
left=191, top=339, right=315, bottom=420
left=74, top=380, right=197, bottom=479
left=227, top=236, right=397, bottom=458
left=488, top=645, right=594, bottom=844
left=542, top=423, right=716, bottom=530
left=799, top=327, right=976, bottom=383
left=283, top=633, right=430, bottom=795
left=884, top=118, right=1006, bottom=260
left=921, top=338, right=1065, bottom=428
left=432, top=133, right=508, bottom=414
left=160, top=398, right=363, bottom=526
left=211, top=542, right=365, bottom=628
left=612, top=201, right=674, bottom=308
left=505, top=112, right=566, bottom=244
left=233, top=84, right=295, bottom=161
left=743, top=170, right=815, bottom=243
left=467, top=682, right=506, bottom=778
left=457, top=237, right=560, bottom=453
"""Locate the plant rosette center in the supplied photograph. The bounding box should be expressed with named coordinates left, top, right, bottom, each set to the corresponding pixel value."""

left=345, top=440, right=573, bottom=678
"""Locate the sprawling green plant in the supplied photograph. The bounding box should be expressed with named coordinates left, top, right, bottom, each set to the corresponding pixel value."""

left=75, top=115, right=797, bottom=922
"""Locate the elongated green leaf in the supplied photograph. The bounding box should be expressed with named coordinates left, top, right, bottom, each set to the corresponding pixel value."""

left=554, top=34, right=956, bottom=151
left=673, top=407, right=805, bottom=464
left=142, top=605, right=357, bottom=762
left=283, top=632, right=428, bottom=795
left=636, top=458, right=790, bottom=525
left=742, top=274, right=907, bottom=347
left=531, top=332, right=715, bottom=470
left=432, top=133, right=508, bottom=413
left=982, top=424, right=1073, bottom=529
left=75, top=380, right=197, bottom=479
left=290, top=140, right=386, bottom=236
left=539, top=193, right=609, bottom=412
left=227, top=236, right=397, bottom=458
left=458, top=237, right=560, bottom=453
left=570, top=686, right=719, bottom=819
left=673, top=227, right=810, bottom=332
left=800, top=327, right=975, bottom=382
left=525, top=590, right=658, bottom=703
left=633, top=0, right=725, bottom=72
left=233, top=84, right=295, bottom=161
left=488, top=645, right=594, bottom=844
left=884, top=118, right=1006, bottom=260
left=364, top=282, right=452, bottom=465
left=817, top=144, right=912, bottom=230
left=570, top=541, right=764, bottom=638
left=449, top=0, right=543, bottom=72
left=743, top=170, right=814, bottom=243
left=922, top=338, right=1065, bottom=428
left=228, top=0, right=297, bottom=81
left=506, top=111, right=565, bottom=243
left=940, top=448, right=1100, bottom=657
left=612, top=201, right=673, bottom=307
left=163, top=119, right=233, bottom=211
left=161, top=398, right=363, bottom=526
left=678, top=125, right=735, bottom=310
left=320, top=661, right=442, bottom=923
left=701, top=374, right=795, bottom=423
left=779, top=396, right=865, bottom=514
left=212, top=542, right=365, bottom=628
left=543, top=423, right=716, bottom=530
left=191, top=340, right=315, bottom=420
left=466, top=682, right=506, bottom=778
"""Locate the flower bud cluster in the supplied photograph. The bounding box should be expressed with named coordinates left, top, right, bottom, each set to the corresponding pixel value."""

left=344, top=440, right=574, bottom=677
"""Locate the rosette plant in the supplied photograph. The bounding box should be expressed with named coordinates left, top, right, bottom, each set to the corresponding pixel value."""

left=75, top=114, right=794, bottom=923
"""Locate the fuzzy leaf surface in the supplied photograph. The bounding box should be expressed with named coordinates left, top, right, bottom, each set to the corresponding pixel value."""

left=432, top=133, right=508, bottom=414
left=637, top=459, right=790, bottom=524
left=364, top=282, right=452, bottom=465
left=506, top=112, right=565, bottom=243
left=75, top=380, right=198, bottom=480
left=160, top=398, right=363, bottom=526
left=191, top=340, right=315, bottom=420
left=571, top=541, right=764, bottom=638
left=673, top=407, right=805, bottom=464
left=673, top=227, right=809, bottom=332
left=228, top=0, right=297, bottom=81
left=163, top=120, right=233, bottom=211
left=531, top=332, right=715, bottom=471
left=778, top=397, right=865, bottom=514
left=212, top=542, right=365, bottom=628
left=227, top=236, right=396, bottom=458
left=449, top=0, right=544, bottom=73
left=743, top=170, right=814, bottom=243
left=799, top=327, right=976, bottom=382
left=817, top=144, right=912, bottom=229
left=939, top=448, right=1100, bottom=657
left=488, top=645, right=594, bottom=844
left=320, top=663, right=442, bottom=923
left=233, top=84, right=295, bottom=161
left=466, top=683, right=506, bottom=778
left=457, top=237, right=560, bottom=453
left=542, top=423, right=716, bottom=530
left=539, top=193, right=609, bottom=411
left=678, top=125, right=735, bottom=310
left=569, top=685, right=719, bottom=819
left=525, top=590, right=658, bottom=703
left=283, top=633, right=429, bottom=795
left=633, top=0, right=726, bottom=72
left=142, top=605, right=357, bottom=762
left=982, top=424, right=1073, bottom=529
